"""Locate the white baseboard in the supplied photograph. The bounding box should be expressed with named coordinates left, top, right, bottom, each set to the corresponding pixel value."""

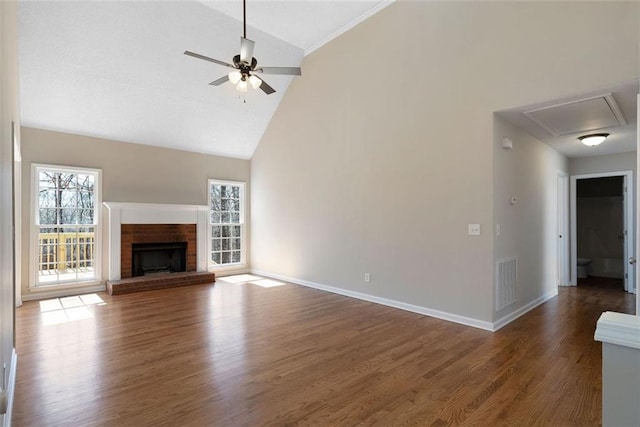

left=3, top=348, right=17, bottom=427
left=492, top=289, right=558, bottom=331
left=251, top=269, right=495, bottom=331
left=22, top=284, right=106, bottom=301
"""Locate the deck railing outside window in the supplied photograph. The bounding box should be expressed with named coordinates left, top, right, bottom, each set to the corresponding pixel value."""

left=37, top=229, right=95, bottom=284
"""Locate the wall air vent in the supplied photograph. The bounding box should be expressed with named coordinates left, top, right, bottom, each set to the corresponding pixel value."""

left=496, top=257, right=517, bottom=311
left=523, top=93, right=626, bottom=137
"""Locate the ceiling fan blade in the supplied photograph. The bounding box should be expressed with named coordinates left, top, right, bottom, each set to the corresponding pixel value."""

left=184, top=51, right=236, bottom=69
left=259, top=78, right=276, bottom=95
left=257, top=66, right=302, bottom=76
left=240, top=37, right=255, bottom=64
left=209, top=75, right=229, bottom=86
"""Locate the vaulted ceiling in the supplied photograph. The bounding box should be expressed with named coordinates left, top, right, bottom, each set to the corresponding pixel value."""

left=19, top=0, right=392, bottom=159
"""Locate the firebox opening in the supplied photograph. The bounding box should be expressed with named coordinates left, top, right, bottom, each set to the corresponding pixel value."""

left=131, top=242, right=187, bottom=277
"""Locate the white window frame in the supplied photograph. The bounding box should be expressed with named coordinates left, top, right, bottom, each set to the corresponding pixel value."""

left=30, top=164, right=102, bottom=289
left=207, top=179, right=246, bottom=270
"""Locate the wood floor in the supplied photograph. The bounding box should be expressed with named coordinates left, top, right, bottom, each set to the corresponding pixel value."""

left=13, top=276, right=635, bottom=426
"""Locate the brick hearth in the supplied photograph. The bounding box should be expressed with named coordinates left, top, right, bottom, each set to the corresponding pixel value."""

left=106, top=271, right=216, bottom=295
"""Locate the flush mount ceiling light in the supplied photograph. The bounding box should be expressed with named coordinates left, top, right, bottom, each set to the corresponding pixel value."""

left=578, top=133, right=609, bottom=147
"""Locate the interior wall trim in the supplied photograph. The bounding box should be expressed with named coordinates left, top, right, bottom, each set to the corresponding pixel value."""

left=492, top=289, right=558, bottom=331
left=251, top=269, right=495, bottom=331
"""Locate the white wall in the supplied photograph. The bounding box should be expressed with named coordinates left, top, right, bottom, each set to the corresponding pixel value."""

left=569, top=153, right=636, bottom=176
left=20, top=127, right=250, bottom=299
left=0, top=0, right=20, bottom=422
left=493, top=116, right=568, bottom=323
left=251, top=1, right=639, bottom=326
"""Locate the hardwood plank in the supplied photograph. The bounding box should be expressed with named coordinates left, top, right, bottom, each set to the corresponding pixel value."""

left=13, top=278, right=634, bottom=426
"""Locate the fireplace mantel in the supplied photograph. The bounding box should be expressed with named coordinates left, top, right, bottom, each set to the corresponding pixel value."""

left=103, top=202, right=209, bottom=281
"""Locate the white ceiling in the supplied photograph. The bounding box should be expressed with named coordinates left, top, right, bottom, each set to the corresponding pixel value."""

left=498, top=81, right=638, bottom=159
left=19, top=0, right=392, bottom=159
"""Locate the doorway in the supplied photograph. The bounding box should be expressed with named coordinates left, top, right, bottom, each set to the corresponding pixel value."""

left=570, top=171, right=635, bottom=294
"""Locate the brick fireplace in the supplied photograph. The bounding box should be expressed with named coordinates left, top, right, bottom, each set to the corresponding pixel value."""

left=103, top=203, right=209, bottom=281
left=121, top=224, right=196, bottom=278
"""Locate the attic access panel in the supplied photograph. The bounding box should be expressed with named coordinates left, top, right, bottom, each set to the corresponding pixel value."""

left=523, top=94, right=627, bottom=137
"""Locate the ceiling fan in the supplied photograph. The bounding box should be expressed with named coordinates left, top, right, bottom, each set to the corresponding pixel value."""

left=184, top=0, right=301, bottom=95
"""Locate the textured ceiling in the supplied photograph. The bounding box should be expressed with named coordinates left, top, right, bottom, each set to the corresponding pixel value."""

left=198, top=1, right=393, bottom=54
left=19, top=0, right=392, bottom=159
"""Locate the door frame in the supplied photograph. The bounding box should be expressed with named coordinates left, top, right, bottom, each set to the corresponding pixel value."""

left=570, top=171, right=634, bottom=292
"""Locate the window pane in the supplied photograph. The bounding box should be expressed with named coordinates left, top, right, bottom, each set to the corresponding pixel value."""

left=38, top=189, right=57, bottom=208
left=39, top=208, right=59, bottom=225
left=211, top=212, right=221, bottom=224
left=222, top=239, right=231, bottom=250
left=78, top=209, right=94, bottom=224
left=61, top=208, right=78, bottom=224
left=38, top=172, right=56, bottom=189
left=212, top=239, right=221, bottom=251
left=211, top=185, right=221, bottom=199
left=78, top=191, right=95, bottom=209
left=232, top=238, right=241, bottom=249
left=211, top=226, right=221, bottom=238
left=210, top=197, right=221, bottom=212
left=76, top=174, right=95, bottom=190
left=221, top=212, right=230, bottom=223
left=221, top=226, right=231, bottom=238
left=230, top=212, right=240, bottom=223
left=232, top=226, right=241, bottom=237
left=221, top=252, right=231, bottom=264
left=211, top=252, right=221, bottom=264
left=232, top=251, right=240, bottom=263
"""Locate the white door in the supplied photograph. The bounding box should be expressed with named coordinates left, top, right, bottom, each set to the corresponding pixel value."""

left=557, top=172, right=569, bottom=286
left=622, top=174, right=634, bottom=293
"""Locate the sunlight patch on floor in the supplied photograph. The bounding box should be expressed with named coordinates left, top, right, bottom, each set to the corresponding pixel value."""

left=39, top=293, right=106, bottom=326
left=218, top=274, right=262, bottom=284
left=217, top=274, right=288, bottom=288
left=249, top=279, right=286, bottom=288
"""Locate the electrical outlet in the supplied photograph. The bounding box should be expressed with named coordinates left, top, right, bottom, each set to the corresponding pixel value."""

left=364, top=273, right=370, bottom=283
left=468, top=224, right=481, bottom=236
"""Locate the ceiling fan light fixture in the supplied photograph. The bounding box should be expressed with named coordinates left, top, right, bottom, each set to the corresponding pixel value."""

left=236, top=78, right=248, bottom=93
left=249, top=75, right=262, bottom=89
left=228, top=71, right=242, bottom=85
left=578, top=133, right=609, bottom=147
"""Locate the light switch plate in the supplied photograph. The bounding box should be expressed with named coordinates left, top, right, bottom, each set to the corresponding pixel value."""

left=468, top=224, right=481, bottom=235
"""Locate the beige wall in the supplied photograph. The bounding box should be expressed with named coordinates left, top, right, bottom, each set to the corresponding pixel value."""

left=20, top=127, right=250, bottom=298
left=493, top=116, right=568, bottom=323
left=251, top=2, right=638, bottom=324
left=1, top=0, right=20, bottom=421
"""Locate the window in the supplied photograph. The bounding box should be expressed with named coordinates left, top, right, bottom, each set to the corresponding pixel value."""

left=208, top=180, right=245, bottom=268
left=33, top=165, right=101, bottom=287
